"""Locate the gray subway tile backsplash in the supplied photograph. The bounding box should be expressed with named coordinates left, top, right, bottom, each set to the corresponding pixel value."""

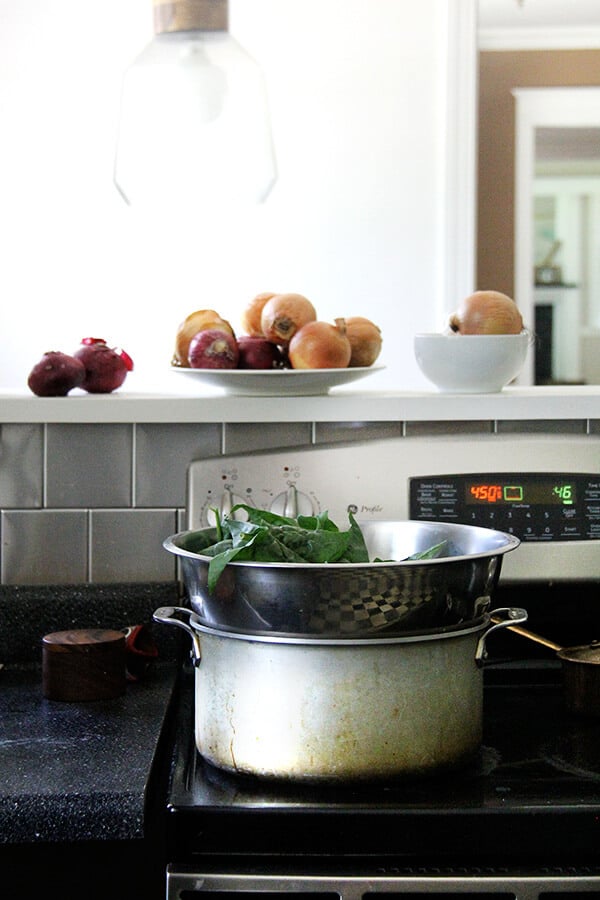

left=90, top=509, right=177, bottom=583
left=314, top=421, right=404, bottom=443
left=495, top=419, right=589, bottom=434
left=1, top=417, right=597, bottom=587
left=0, top=424, right=43, bottom=508
left=46, top=424, right=133, bottom=508
left=135, top=423, right=222, bottom=507
left=403, top=420, right=493, bottom=436
left=1, top=510, right=88, bottom=585
left=223, top=421, right=312, bottom=454
left=0, top=420, right=318, bottom=587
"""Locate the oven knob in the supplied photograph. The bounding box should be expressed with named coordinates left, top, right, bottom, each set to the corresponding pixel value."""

left=270, top=485, right=314, bottom=518
left=204, top=489, right=252, bottom=526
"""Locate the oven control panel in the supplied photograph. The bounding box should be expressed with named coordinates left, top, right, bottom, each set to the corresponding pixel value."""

left=410, top=472, right=599, bottom=542
left=186, top=434, right=599, bottom=582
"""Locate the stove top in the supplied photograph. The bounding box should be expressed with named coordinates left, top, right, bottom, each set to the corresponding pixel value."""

left=161, top=439, right=600, bottom=896
left=160, top=580, right=600, bottom=874
left=164, top=660, right=600, bottom=868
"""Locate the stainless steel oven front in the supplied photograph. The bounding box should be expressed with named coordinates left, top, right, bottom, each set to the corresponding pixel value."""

left=186, top=433, right=599, bottom=583
left=162, top=429, right=600, bottom=900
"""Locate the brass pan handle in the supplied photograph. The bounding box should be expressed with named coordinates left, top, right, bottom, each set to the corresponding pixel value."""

left=491, top=615, right=563, bottom=653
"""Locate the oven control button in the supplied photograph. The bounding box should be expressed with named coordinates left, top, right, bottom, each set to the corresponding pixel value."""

left=270, top=485, right=314, bottom=518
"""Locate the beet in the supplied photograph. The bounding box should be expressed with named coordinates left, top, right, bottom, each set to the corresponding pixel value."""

left=74, top=343, right=128, bottom=393
left=27, top=351, right=86, bottom=396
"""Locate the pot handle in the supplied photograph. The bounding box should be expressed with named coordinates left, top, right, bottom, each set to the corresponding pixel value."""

left=475, top=606, right=528, bottom=667
left=153, top=606, right=202, bottom=667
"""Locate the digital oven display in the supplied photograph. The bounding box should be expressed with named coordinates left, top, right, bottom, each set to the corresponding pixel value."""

left=409, top=472, right=599, bottom=542
left=466, top=480, right=575, bottom=506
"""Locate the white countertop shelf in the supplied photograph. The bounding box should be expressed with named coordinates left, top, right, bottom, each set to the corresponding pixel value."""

left=0, top=385, right=598, bottom=424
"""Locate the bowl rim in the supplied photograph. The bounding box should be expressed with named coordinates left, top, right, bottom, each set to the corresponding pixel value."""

left=414, top=330, right=529, bottom=340
left=163, top=519, right=521, bottom=570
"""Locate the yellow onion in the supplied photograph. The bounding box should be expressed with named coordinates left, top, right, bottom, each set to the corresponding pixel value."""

left=260, top=293, right=317, bottom=346
left=344, top=316, right=382, bottom=367
left=288, top=318, right=351, bottom=369
left=448, top=290, right=523, bottom=335
left=240, top=292, right=276, bottom=338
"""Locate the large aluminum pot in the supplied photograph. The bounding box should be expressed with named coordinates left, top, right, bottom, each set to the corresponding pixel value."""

left=153, top=605, right=528, bottom=782
left=164, top=520, right=520, bottom=637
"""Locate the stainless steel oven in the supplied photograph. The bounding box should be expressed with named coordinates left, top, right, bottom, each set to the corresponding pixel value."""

left=162, top=430, right=600, bottom=899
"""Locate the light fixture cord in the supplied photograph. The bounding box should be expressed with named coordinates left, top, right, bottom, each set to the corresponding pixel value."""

left=153, top=0, right=228, bottom=34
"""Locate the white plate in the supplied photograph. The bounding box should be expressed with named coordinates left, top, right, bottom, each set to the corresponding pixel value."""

left=171, top=365, right=385, bottom=396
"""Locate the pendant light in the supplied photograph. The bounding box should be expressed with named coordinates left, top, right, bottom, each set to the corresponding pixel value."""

left=114, top=0, right=277, bottom=209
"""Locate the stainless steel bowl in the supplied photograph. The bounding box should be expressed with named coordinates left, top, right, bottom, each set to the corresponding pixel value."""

left=164, top=519, right=520, bottom=638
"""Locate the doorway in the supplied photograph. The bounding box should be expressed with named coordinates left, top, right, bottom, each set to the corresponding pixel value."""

left=513, top=86, right=600, bottom=384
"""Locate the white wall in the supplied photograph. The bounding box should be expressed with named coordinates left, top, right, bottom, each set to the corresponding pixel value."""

left=0, top=0, right=475, bottom=393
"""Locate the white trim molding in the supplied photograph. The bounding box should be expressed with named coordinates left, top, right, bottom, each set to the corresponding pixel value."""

left=442, top=0, right=478, bottom=317
left=513, top=87, right=600, bottom=385
left=479, top=26, right=600, bottom=51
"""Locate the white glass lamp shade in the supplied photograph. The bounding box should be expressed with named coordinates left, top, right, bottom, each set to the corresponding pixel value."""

left=114, top=30, right=277, bottom=208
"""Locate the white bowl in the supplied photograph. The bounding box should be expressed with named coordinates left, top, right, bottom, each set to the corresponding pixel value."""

left=414, top=331, right=530, bottom=393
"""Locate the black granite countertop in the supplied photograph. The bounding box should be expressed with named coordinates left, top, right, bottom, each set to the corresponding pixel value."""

left=0, top=584, right=182, bottom=842
left=0, top=583, right=183, bottom=898
left=0, top=659, right=177, bottom=845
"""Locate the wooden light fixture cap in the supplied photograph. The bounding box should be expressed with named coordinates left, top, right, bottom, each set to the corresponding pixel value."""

left=153, top=0, right=228, bottom=34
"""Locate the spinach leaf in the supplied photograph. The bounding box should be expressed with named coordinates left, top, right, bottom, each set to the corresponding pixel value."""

left=200, top=507, right=446, bottom=594
left=373, top=540, right=448, bottom=563
left=407, top=540, right=448, bottom=560
left=203, top=506, right=370, bottom=592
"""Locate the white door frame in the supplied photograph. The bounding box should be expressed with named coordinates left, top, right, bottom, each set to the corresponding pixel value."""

left=513, top=86, right=600, bottom=383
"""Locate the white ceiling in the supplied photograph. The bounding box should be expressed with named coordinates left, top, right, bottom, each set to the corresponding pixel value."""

left=478, top=0, right=600, bottom=48
left=535, top=127, right=600, bottom=176
left=479, top=0, right=600, bottom=30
